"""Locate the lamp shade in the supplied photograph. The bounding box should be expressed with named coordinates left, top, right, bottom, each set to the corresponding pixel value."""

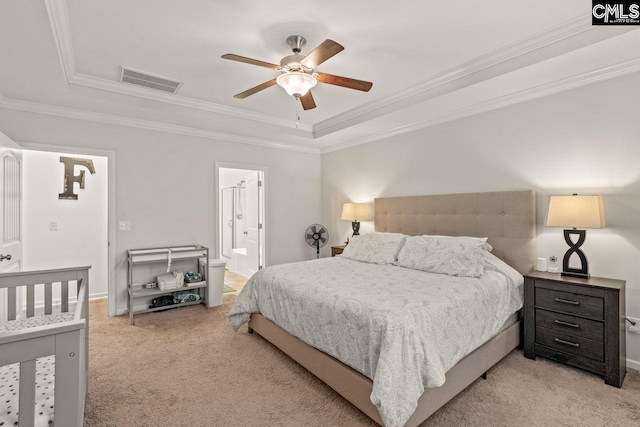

left=341, top=203, right=372, bottom=221
left=276, top=72, right=317, bottom=97
left=546, top=195, right=605, bottom=229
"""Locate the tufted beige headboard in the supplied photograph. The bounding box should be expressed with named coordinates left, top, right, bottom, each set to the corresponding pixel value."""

left=374, top=190, right=536, bottom=274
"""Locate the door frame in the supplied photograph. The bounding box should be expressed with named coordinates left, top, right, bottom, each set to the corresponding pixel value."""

left=214, top=162, right=268, bottom=269
left=18, top=141, right=117, bottom=317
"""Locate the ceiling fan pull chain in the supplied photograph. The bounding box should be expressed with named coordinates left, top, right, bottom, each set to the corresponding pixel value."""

left=295, top=97, right=302, bottom=128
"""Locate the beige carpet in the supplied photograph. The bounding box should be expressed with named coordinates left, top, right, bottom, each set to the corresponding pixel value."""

left=84, top=291, right=640, bottom=426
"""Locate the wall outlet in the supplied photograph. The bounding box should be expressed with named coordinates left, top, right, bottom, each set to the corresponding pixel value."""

left=49, top=221, right=58, bottom=231
left=627, top=317, right=640, bottom=335
left=119, top=221, right=131, bottom=231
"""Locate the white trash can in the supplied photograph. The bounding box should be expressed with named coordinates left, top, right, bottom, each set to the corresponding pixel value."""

left=200, top=258, right=226, bottom=307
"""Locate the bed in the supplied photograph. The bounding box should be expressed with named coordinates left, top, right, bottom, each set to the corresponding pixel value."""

left=0, top=266, right=90, bottom=427
left=230, top=190, right=536, bottom=427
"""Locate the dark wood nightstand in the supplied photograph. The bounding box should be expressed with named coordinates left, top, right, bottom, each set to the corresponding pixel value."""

left=524, top=271, right=626, bottom=387
left=331, top=245, right=346, bottom=257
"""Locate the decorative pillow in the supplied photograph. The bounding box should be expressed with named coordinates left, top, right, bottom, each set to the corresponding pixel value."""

left=397, top=235, right=492, bottom=277
left=340, top=232, right=407, bottom=265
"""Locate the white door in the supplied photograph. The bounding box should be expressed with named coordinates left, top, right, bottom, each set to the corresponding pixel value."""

left=0, top=131, right=23, bottom=321
left=245, top=171, right=261, bottom=277
left=0, top=131, right=22, bottom=273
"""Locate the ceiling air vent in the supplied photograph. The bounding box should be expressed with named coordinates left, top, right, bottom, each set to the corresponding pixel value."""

left=119, top=67, right=183, bottom=94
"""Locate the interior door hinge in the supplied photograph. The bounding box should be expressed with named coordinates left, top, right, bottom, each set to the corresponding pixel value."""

left=259, top=265, right=263, bottom=270
left=258, top=181, right=262, bottom=187
left=258, top=223, right=263, bottom=229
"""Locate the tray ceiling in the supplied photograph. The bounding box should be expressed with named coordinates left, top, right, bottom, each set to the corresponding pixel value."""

left=0, top=0, right=638, bottom=153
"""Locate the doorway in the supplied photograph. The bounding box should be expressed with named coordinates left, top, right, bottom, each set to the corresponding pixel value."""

left=21, top=149, right=109, bottom=307
left=216, top=164, right=266, bottom=280
left=0, top=131, right=112, bottom=319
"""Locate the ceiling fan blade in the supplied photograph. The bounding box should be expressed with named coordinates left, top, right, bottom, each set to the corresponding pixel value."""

left=317, top=73, right=373, bottom=92
left=221, top=54, right=280, bottom=70
left=299, top=91, right=316, bottom=110
left=301, top=39, right=344, bottom=68
left=234, top=79, right=277, bottom=99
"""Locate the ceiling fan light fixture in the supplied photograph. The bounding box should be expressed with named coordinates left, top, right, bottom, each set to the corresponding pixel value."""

left=276, top=72, right=317, bottom=97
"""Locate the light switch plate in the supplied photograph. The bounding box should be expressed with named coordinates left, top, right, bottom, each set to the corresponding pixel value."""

left=49, top=222, right=58, bottom=231
left=119, top=221, right=131, bottom=231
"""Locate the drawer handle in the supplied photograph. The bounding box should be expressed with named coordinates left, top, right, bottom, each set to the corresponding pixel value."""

left=554, top=319, right=580, bottom=328
left=554, top=297, right=580, bottom=305
left=555, top=338, right=580, bottom=347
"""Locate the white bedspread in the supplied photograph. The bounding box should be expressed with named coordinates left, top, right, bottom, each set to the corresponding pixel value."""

left=229, top=255, right=523, bottom=427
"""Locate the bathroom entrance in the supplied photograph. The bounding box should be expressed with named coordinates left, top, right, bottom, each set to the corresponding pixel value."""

left=216, top=165, right=266, bottom=280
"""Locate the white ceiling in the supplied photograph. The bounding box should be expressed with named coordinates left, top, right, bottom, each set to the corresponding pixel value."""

left=0, top=0, right=639, bottom=153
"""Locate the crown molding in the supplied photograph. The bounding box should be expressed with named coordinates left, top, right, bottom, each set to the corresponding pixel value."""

left=320, top=57, right=640, bottom=154
left=313, top=16, right=630, bottom=138
left=0, top=96, right=320, bottom=154
left=38, top=0, right=639, bottom=152
left=44, top=0, right=76, bottom=80
left=45, top=0, right=620, bottom=141
left=43, top=0, right=313, bottom=134
left=68, top=72, right=314, bottom=133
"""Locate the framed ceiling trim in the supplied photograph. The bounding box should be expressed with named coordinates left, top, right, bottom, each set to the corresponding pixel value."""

left=320, top=57, right=640, bottom=154
left=42, top=0, right=636, bottom=145
left=43, top=0, right=313, bottom=134
left=0, top=96, right=320, bottom=154
left=314, top=17, right=633, bottom=138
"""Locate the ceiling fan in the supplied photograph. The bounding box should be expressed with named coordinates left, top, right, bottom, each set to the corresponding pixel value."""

left=222, top=35, right=373, bottom=110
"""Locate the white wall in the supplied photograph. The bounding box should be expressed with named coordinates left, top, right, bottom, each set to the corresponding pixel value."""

left=0, top=112, right=322, bottom=316
left=22, top=150, right=108, bottom=300
left=321, top=73, right=640, bottom=366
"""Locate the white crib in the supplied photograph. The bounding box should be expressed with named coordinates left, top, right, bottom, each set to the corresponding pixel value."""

left=0, top=266, right=90, bottom=427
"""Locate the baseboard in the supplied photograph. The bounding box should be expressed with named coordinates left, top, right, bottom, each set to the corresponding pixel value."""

left=31, top=291, right=107, bottom=312
left=89, top=292, right=108, bottom=300
left=627, top=358, right=640, bottom=372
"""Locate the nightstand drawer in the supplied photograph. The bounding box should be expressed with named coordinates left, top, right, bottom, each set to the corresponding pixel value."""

left=524, top=271, right=626, bottom=387
left=535, top=287, right=603, bottom=320
left=536, top=326, right=604, bottom=362
left=535, top=309, right=604, bottom=342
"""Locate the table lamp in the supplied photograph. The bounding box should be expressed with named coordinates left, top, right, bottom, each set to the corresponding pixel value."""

left=546, top=194, right=605, bottom=278
left=341, top=203, right=372, bottom=236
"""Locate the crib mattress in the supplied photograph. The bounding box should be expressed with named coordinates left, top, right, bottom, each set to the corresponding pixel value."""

left=1, top=312, right=75, bottom=427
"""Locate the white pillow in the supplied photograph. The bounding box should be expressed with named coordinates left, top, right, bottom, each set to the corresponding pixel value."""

left=397, top=235, right=492, bottom=277
left=482, top=251, right=524, bottom=288
left=340, top=232, right=407, bottom=265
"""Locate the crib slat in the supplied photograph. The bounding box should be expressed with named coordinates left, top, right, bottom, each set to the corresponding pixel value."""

left=61, top=280, right=69, bottom=312
left=26, top=284, right=35, bottom=318
left=7, top=286, right=16, bottom=320
left=18, top=360, right=37, bottom=427
left=54, top=330, right=83, bottom=427
left=45, top=283, right=53, bottom=314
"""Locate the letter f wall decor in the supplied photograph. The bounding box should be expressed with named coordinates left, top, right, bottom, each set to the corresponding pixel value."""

left=59, top=156, right=96, bottom=200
